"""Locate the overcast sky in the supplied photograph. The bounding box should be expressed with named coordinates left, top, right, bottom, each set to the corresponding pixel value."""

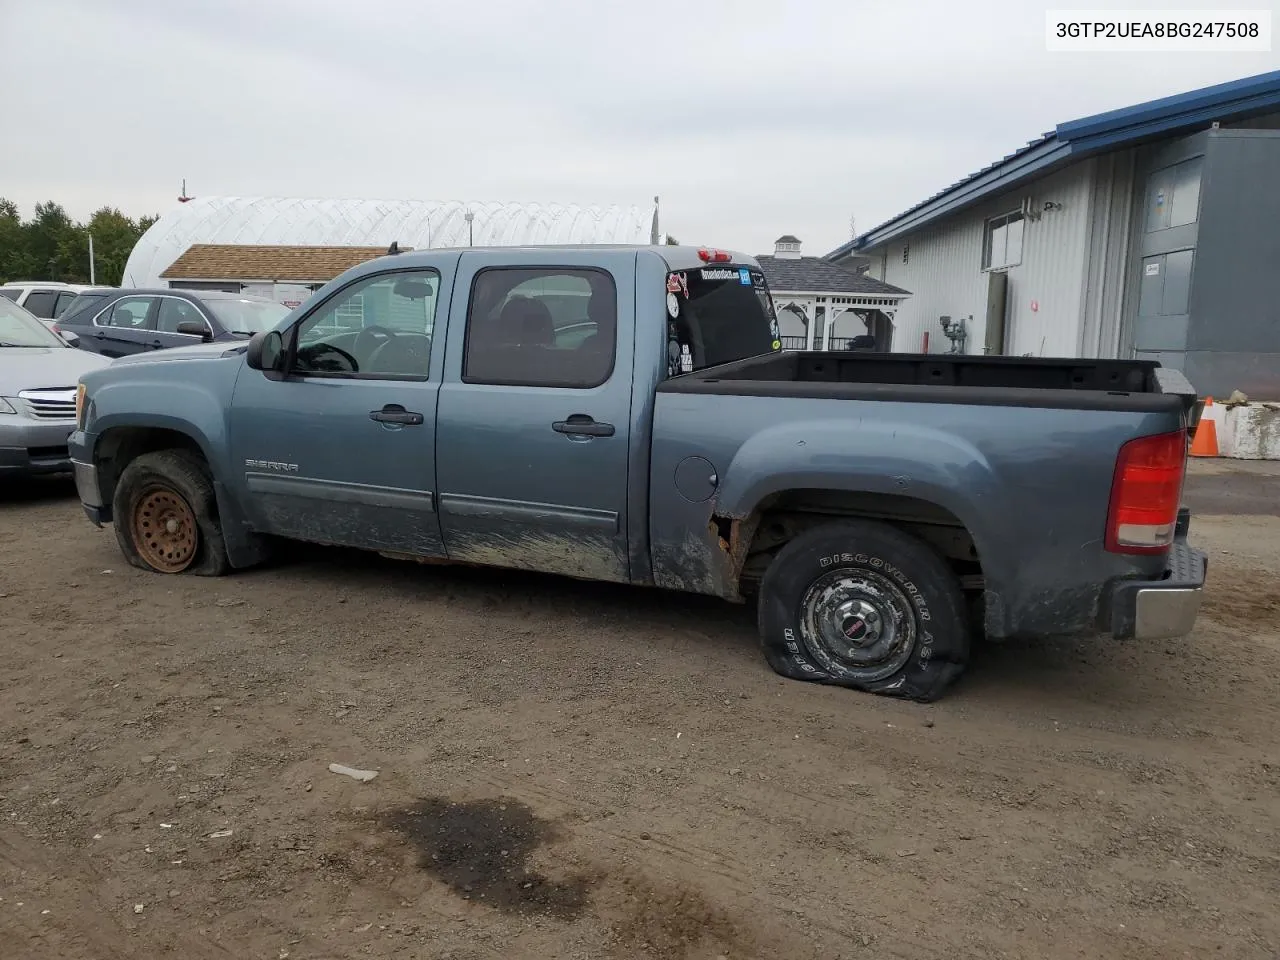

left=2, top=0, right=1276, bottom=255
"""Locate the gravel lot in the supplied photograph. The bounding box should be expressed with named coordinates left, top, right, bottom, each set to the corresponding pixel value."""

left=2, top=463, right=1279, bottom=960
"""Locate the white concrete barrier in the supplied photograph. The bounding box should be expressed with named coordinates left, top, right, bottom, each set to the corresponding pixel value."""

left=1221, top=402, right=1280, bottom=460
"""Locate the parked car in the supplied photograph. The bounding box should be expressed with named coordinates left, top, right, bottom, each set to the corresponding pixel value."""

left=0, top=297, right=110, bottom=477
left=67, top=245, right=1207, bottom=702
left=57, top=288, right=291, bottom=359
left=0, top=282, right=102, bottom=331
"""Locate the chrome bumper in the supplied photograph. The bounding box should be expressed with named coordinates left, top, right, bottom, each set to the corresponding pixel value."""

left=72, top=458, right=111, bottom=525
left=73, top=459, right=102, bottom=506
left=1110, top=538, right=1207, bottom=640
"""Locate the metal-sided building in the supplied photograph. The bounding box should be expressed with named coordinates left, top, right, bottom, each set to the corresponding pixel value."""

left=827, top=70, right=1280, bottom=398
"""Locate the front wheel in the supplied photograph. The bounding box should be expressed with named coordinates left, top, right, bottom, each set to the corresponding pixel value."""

left=756, top=520, right=969, bottom=702
left=112, top=450, right=230, bottom=576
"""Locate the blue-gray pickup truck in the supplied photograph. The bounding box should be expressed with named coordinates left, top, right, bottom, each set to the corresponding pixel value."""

left=68, top=245, right=1207, bottom=701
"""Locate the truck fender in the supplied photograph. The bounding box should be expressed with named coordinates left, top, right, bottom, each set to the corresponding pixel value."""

left=85, top=381, right=266, bottom=569
left=714, top=419, right=1009, bottom=614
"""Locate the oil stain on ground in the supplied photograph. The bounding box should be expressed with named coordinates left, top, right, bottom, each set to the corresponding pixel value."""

left=383, top=796, right=590, bottom=919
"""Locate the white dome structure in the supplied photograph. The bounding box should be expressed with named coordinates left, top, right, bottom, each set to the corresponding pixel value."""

left=123, top=196, right=661, bottom=288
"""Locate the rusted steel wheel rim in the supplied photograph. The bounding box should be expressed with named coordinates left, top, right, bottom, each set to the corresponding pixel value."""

left=131, top=487, right=199, bottom=573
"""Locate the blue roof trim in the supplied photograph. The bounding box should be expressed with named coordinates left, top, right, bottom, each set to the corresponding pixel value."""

left=829, top=69, right=1280, bottom=260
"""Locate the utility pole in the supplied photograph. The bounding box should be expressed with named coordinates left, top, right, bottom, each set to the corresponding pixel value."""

left=88, top=233, right=96, bottom=285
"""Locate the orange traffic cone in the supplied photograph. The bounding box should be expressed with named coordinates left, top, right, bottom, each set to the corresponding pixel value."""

left=1190, top=396, right=1219, bottom=457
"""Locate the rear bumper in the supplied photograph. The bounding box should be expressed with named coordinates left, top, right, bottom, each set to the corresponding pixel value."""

left=1109, top=537, right=1208, bottom=641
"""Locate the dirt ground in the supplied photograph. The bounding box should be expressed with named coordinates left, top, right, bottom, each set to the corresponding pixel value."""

left=2, top=462, right=1279, bottom=960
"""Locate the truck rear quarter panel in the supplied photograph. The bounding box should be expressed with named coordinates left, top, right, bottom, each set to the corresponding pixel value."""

left=649, top=392, right=1183, bottom=639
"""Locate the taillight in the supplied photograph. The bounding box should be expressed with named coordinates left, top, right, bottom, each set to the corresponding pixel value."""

left=1105, top=430, right=1186, bottom=554
left=696, top=248, right=732, bottom=262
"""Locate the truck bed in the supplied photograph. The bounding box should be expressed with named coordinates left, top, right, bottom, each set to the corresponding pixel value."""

left=660, top=351, right=1198, bottom=414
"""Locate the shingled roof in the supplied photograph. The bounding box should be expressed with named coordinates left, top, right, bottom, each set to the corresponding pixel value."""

left=756, top=255, right=910, bottom=297
left=160, top=244, right=404, bottom=282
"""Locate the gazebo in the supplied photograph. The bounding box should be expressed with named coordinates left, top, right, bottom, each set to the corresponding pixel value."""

left=756, top=235, right=910, bottom=351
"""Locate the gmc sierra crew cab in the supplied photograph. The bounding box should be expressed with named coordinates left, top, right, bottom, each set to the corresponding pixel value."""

left=68, top=245, right=1208, bottom=701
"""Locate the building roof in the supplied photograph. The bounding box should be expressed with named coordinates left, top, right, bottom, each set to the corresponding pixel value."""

left=829, top=69, right=1280, bottom=257
left=757, top=255, right=910, bottom=297
left=123, top=196, right=660, bottom=288
left=160, top=244, right=397, bottom=281
left=775, top=234, right=801, bottom=244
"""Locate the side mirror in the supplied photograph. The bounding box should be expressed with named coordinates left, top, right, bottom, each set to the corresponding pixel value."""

left=245, top=330, right=284, bottom=371
left=177, top=321, right=214, bottom=342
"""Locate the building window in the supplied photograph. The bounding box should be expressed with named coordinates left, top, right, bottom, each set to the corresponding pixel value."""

left=983, top=212, right=1024, bottom=270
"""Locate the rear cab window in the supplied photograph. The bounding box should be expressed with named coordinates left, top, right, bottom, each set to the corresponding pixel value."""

left=664, top=261, right=781, bottom=376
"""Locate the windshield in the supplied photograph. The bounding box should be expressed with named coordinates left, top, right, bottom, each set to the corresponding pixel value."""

left=205, top=298, right=291, bottom=335
left=664, top=264, right=780, bottom=376
left=0, top=297, right=66, bottom=347
left=60, top=293, right=108, bottom=323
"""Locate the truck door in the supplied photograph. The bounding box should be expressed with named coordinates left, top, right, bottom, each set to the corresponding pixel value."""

left=227, top=261, right=454, bottom=555
left=435, top=250, right=635, bottom=583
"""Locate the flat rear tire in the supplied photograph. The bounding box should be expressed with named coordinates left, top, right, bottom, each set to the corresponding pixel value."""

left=757, top=519, right=969, bottom=702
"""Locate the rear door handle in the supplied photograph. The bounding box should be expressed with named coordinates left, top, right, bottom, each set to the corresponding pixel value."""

left=370, top=404, right=424, bottom=426
left=150, top=340, right=163, bottom=349
left=553, top=414, right=615, bottom=437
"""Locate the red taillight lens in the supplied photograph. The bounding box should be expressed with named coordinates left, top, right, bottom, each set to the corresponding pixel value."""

left=1105, top=430, right=1186, bottom=554
left=696, top=248, right=732, bottom=263
left=52, top=324, right=61, bottom=335
left=697, top=248, right=712, bottom=261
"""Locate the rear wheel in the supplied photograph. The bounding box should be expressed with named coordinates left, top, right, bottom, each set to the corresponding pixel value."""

left=756, top=519, right=969, bottom=701
left=112, top=450, right=230, bottom=576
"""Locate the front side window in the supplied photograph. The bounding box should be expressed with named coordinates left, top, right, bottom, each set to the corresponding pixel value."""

left=157, top=298, right=210, bottom=334
left=463, top=267, right=616, bottom=388
left=983, top=212, right=1024, bottom=270
left=104, top=296, right=156, bottom=330
left=22, top=290, right=59, bottom=318
left=293, top=270, right=438, bottom=378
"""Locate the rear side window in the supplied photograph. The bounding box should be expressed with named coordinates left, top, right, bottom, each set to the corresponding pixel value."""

left=53, top=291, right=79, bottom=317
left=463, top=267, right=616, bottom=388
left=0, top=289, right=20, bottom=301
left=105, top=296, right=156, bottom=330
left=666, top=265, right=780, bottom=376
left=22, top=290, right=59, bottom=318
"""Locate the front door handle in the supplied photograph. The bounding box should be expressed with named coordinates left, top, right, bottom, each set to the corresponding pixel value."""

left=95, top=331, right=106, bottom=339
left=370, top=404, right=424, bottom=426
left=150, top=339, right=163, bottom=349
left=553, top=414, right=615, bottom=437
